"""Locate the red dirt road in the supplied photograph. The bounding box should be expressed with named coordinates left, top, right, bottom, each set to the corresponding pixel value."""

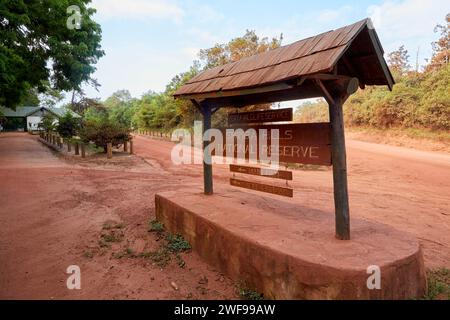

left=0, top=132, right=449, bottom=299
left=0, top=133, right=236, bottom=299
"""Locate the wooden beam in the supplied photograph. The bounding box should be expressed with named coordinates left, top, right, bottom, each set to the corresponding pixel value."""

left=315, top=79, right=336, bottom=106
left=178, top=82, right=294, bottom=101
left=202, top=83, right=323, bottom=109
left=306, top=73, right=352, bottom=81
left=366, top=28, right=394, bottom=91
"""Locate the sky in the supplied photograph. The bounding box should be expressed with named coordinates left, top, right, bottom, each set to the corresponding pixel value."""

left=78, top=0, right=449, bottom=104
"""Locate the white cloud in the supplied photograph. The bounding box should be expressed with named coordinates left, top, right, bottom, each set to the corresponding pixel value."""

left=367, top=0, right=449, bottom=62
left=91, top=0, right=184, bottom=23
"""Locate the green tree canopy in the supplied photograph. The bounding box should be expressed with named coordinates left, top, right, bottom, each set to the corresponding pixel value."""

left=0, top=0, right=104, bottom=109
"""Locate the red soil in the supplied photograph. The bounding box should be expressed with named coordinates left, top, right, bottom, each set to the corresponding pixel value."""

left=0, top=132, right=449, bottom=299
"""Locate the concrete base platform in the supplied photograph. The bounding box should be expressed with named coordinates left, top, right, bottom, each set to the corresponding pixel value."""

left=155, top=186, right=426, bottom=299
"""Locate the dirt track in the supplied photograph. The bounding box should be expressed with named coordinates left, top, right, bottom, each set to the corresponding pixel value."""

left=0, top=132, right=449, bottom=299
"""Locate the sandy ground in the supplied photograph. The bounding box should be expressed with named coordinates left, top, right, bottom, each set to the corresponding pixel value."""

left=0, top=132, right=449, bottom=299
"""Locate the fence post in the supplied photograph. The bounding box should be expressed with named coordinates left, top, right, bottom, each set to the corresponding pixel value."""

left=129, top=140, right=133, bottom=154
left=67, top=141, right=71, bottom=152
left=107, top=143, right=112, bottom=159
left=81, top=144, right=86, bottom=158
left=124, top=141, right=128, bottom=152
left=75, top=142, right=79, bottom=155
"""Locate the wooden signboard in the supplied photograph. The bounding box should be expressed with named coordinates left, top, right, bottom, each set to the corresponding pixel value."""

left=230, top=164, right=293, bottom=180
left=228, top=108, right=293, bottom=125
left=230, top=178, right=293, bottom=198
left=217, top=122, right=331, bottom=166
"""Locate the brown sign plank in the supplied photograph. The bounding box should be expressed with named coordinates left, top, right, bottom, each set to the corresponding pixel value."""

left=230, top=164, right=293, bottom=180
left=217, top=122, right=331, bottom=166
left=230, top=178, right=293, bottom=198
left=228, top=108, right=293, bottom=125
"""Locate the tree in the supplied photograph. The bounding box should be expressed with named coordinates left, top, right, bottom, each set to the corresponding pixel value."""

left=199, top=30, right=282, bottom=68
left=69, top=97, right=103, bottom=115
left=0, top=0, right=104, bottom=109
left=294, top=100, right=329, bottom=123
left=388, top=45, right=411, bottom=76
left=104, top=90, right=132, bottom=109
left=56, top=112, right=80, bottom=138
left=428, top=13, right=450, bottom=71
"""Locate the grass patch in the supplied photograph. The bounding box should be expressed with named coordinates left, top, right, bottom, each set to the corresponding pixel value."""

left=98, top=228, right=124, bottom=248
left=143, top=223, right=191, bottom=268
left=141, top=247, right=172, bottom=267
left=166, top=233, right=191, bottom=253
left=238, top=286, right=263, bottom=300
left=83, top=250, right=94, bottom=259
left=148, top=220, right=164, bottom=233
left=424, top=268, right=450, bottom=300
left=175, top=253, right=186, bottom=268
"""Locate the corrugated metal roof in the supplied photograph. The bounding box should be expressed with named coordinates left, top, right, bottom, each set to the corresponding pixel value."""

left=0, top=106, right=39, bottom=117
left=174, top=18, right=393, bottom=98
left=1, top=106, right=80, bottom=118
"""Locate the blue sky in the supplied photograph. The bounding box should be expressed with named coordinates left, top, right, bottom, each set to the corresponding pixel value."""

left=81, top=0, right=449, bottom=102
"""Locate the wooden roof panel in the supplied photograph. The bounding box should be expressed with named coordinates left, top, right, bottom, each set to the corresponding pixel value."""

left=174, top=18, right=393, bottom=98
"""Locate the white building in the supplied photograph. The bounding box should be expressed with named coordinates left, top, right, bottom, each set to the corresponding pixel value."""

left=0, top=106, right=80, bottom=132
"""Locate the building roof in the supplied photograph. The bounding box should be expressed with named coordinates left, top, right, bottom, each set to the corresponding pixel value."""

left=174, top=18, right=394, bottom=100
left=0, top=106, right=80, bottom=118
left=0, top=106, right=39, bottom=117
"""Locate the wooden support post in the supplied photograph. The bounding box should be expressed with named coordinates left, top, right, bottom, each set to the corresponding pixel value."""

left=81, top=144, right=86, bottom=158
left=124, top=140, right=128, bottom=152
left=67, top=141, right=71, bottom=152
left=107, top=143, right=113, bottom=159
left=202, top=105, right=213, bottom=195
left=329, top=97, right=350, bottom=240
left=129, top=140, right=134, bottom=154
left=315, top=79, right=353, bottom=240
left=75, top=143, right=79, bottom=155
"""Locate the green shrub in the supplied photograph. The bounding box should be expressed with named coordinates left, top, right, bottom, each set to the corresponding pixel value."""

left=38, top=114, right=57, bottom=132
left=56, top=111, right=80, bottom=138
left=79, top=107, right=131, bottom=152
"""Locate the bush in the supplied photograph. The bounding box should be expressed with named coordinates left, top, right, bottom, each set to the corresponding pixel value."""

left=79, top=107, right=131, bottom=152
left=38, top=114, right=57, bottom=132
left=56, top=112, right=80, bottom=138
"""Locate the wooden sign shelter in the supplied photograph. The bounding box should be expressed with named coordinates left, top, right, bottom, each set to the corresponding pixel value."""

left=174, top=18, right=394, bottom=240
